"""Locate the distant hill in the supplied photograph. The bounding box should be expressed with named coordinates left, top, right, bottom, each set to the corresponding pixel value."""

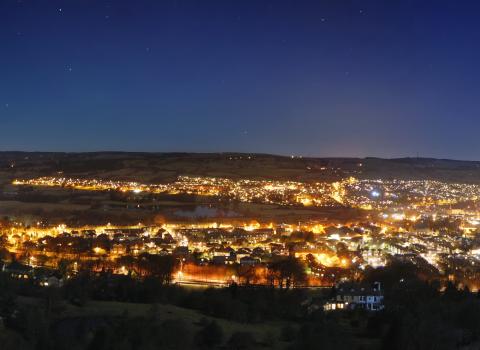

left=1, top=152, right=480, bottom=184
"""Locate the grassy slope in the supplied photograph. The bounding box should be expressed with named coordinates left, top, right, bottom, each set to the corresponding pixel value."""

left=16, top=296, right=380, bottom=349
left=18, top=296, right=289, bottom=348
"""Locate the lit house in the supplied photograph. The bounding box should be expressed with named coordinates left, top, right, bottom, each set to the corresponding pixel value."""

left=239, top=256, right=260, bottom=266
left=324, top=282, right=384, bottom=311
left=2, top=261, right=34, bottom=280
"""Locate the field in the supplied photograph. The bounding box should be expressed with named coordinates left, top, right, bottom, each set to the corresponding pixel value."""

left=14, top=296, right=380, bottom=350
left=17, top=296, right=289, bottom=349
left=1, top=152, right=480, bottom=184
left=3, top=151, right=476, bottom=225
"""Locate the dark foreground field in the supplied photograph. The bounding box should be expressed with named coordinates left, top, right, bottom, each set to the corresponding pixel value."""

left=2, top=262, right=480, bottom=350
left=1, top=289, right=380, bottom=350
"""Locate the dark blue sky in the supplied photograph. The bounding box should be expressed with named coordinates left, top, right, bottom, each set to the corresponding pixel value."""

left=1, top=0, right=480, bottom=159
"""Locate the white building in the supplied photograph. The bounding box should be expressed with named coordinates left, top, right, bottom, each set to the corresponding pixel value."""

left=324, top=281, right=384, bottom=311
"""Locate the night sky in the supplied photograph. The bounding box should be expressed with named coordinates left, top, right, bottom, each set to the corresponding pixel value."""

left=1, top=1, right=480, bottom=159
